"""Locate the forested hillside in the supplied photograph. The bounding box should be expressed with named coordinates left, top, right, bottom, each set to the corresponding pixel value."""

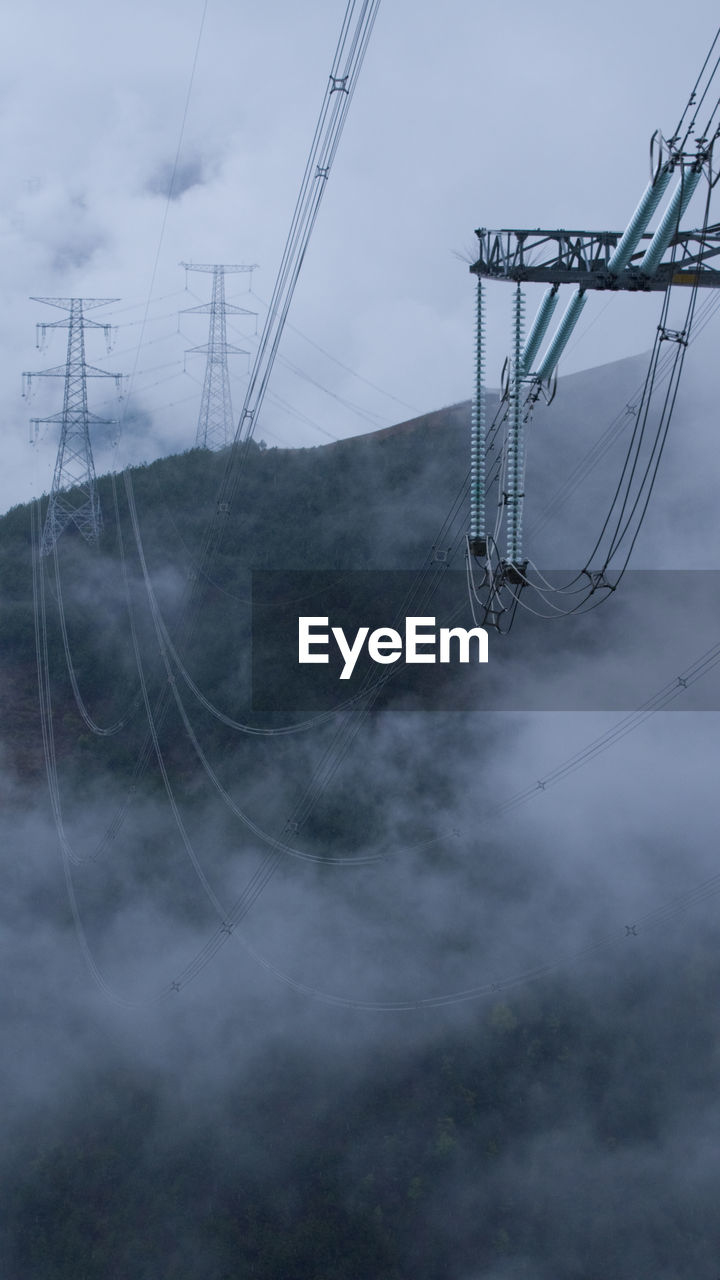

left=2, top=361, right=720, bottom=1279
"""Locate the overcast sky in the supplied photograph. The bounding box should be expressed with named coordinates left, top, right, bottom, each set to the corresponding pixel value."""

left=1, top=0, right=719, bottom=514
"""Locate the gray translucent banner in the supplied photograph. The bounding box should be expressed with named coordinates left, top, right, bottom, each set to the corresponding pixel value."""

left=251, top=570, right=720, bottom=712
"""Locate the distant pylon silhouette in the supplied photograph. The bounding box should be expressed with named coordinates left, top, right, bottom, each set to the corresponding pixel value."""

left=181, top=263, right=256, bottom=450
left=24, top=298, right=122, bottom=557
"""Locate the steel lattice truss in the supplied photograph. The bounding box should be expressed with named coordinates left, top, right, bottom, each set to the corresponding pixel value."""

left=468, top=129, right=720, bottom=582
left=181, top=263, right=255, bottom=451
left=470, top=223, right=720, bottom=291
left=25, top=298, right=121, bottom=557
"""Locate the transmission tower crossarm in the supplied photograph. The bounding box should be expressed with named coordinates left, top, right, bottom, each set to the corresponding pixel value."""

left=37, top=315, right=114, bottom=333
left=470, top=225, right=720, bottom=290
left=24, top=363, right=73, bottom=379
left=29, top=296, right=119, bottom=309
left=28, top=361, right=120, bottom=379
left=32, top=410, right=116, bottom=426
left=185, top=342, right=248, bottom=356
left=182, top=301, right=255, bottom=317
left=180, top=263, right=256, bottom=274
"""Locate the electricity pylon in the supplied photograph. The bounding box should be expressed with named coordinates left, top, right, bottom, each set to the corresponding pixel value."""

left=24, top=297, right=121, bottom=557
left=180, top=263, right=255, bottom=450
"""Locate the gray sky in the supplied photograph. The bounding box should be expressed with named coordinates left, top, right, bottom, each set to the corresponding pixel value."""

left=1, top=0, right=719, bottom=514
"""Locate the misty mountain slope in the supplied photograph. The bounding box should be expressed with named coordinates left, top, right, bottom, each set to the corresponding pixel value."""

left=0, top=349, right=666, bottom=776
left=2, top=355, right=720, bottom=1279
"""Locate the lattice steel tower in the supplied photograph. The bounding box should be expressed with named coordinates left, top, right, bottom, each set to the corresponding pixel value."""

left=181, top=263, right=255, bottom=450
left=24, top=298, right=121, bottom=557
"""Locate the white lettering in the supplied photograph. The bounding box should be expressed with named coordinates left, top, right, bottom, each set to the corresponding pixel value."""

left=405, top=616, right=436, bottom=663
left=297, top=616, right=490, bottom=675
left=332, top=626, right=370, bottom=680
left=298, top=616, right=329, bottom=664
left=439, top=626, right=488, bottom=663
left=367, top=628, right=402, bottom=664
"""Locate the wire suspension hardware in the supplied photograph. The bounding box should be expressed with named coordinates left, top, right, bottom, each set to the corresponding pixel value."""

left=505, top=284, right=526, bottom=568
left=180, top=263, right=256, bottom=450
left=469, top=276, right=486, bottom=553
left=24, top=297, right=122, bottom=556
